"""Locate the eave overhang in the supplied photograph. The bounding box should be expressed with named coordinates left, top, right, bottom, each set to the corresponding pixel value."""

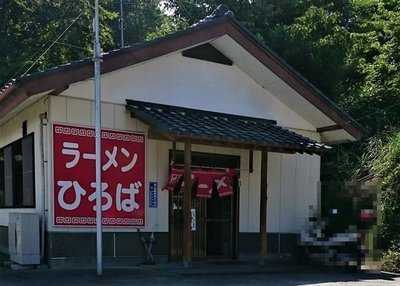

left=126, top=100, right=330, bottom=155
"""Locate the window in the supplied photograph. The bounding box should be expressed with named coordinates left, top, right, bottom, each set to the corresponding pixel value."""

left=0, top=134, right=35, bottom=208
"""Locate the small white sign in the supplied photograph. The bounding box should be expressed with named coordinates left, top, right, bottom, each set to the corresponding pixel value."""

left=191, top=208, right=196, bottom=231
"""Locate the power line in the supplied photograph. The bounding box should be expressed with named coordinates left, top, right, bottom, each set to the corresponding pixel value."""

left=4, top=7, right=89, bottom=86
left=20, top=12, right=83, bottom=78
left=6, top=41, right=53, bottom=85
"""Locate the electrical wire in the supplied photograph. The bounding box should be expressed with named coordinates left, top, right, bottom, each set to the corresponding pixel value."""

left=4, top=5, right=89, bottom=86
left=20, top=12, right=84, bottom=78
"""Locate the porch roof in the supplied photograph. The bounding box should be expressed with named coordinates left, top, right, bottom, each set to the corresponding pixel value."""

left=126, top=100, right=329, bottom=154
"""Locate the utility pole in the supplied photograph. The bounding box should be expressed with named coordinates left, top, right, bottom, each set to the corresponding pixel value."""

left=93, top=0, right=103, bottom=276
left=119, top=0, right=124, bottom=48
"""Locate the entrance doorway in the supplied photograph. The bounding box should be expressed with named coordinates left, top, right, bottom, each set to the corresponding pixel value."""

left=168, top=151, right=240, bottom=261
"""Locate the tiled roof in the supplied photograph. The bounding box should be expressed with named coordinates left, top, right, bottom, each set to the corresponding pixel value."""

left=0, top=80, right=16, bottom=101
left=126, top=100, right=329, bottom=154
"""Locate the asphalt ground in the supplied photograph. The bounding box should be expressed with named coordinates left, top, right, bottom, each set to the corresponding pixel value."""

left=0, top=267, right=399, bottom=286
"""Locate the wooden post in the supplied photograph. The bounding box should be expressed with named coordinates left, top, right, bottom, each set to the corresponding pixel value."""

left=259, top=151, right=268, bottom=265
left=183, top=140, right=193, bottom=267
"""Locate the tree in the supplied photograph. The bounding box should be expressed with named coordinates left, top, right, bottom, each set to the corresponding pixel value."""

left=362, top=131, right=400, bottom=249
left=269, top=5, right=350, bottom=102
left=0, top=0, right=117, bottom=86
left=0, top=1, right=179, bottom=86
left=105, top=0, right=168, bottom=45
left=344, top=0, right=400, bottom=133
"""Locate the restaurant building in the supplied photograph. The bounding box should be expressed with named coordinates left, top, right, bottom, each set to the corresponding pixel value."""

left=0, top=7, right=362, bottom=267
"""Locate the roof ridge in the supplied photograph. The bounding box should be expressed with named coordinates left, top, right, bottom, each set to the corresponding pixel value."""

left=192, top=4, right=235, bottom=27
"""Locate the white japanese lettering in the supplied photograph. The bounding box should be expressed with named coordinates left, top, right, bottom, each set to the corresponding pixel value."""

left=116, top=182, right=141, bottom=212
left=103, top=146, right=118, bottom=171
left=88, top=182, right=112, bottom=211
left=121, top=148, right=138, bottom=173
left=57, top=180, right=86, bottom=210
left=61, top=142, right=80, bottom=168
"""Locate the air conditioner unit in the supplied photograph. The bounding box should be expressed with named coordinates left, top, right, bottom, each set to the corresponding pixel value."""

left=8, top=213, right=40, bottom=265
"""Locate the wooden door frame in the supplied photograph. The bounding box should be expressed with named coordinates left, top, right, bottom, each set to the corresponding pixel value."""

left=167, top=149, right=240, bottom=261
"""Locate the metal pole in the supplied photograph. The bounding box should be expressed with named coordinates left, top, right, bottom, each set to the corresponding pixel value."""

left=94, top=0, right=103, bottom=276
left=119, top=0, right=124, bottom=48
left=39, top=113, right=48, bottom=263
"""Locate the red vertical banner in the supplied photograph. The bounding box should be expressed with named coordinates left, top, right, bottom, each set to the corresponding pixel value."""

left=53, top=123, right=145, bottom=227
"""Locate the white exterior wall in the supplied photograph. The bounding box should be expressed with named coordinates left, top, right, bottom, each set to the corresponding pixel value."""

left=238, top=150, right=320, bottom=233
left=0, top=96, right=48, bottom=226
left=267, top=153, right=320, bottom=233
left=63, top=53, right=317, bottom=132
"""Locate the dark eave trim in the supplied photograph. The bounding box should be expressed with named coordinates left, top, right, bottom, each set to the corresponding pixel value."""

left=317, top=124, right=342, bottom=133
left=0, top=87, right=29, bottom=118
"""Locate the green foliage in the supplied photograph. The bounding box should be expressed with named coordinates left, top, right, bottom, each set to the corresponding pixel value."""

left=272, top=5, right=350, bottom=102
left=108, top=0, right=167, bottom=44
left=145, top=15, right=188, bottom=41
left=0, top=0, right=118, bottom=86
left=363, top=131, right=400, bottom=249
left=344, top=0, right=400, bottom=133
left=0, top=0, right=171, bottom=86
left=381, top=245, right=400, bottom=273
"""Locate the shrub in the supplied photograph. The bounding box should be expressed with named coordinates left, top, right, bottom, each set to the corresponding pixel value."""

left=381, top=245, right=400, bottom=273
left=362, top=132, right=400, bottom=249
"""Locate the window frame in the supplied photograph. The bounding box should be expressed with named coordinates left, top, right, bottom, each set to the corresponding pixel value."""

left=0, top=133, right=35, bottom=209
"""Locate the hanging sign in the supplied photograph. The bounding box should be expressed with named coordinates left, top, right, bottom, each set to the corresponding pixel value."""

left=162, top=168, right=183, bottom=192
left=53, top=123, right=145, bottom=227
left=163, top=167, right=235, bottom=198
left=149, top=182, right=158, bottom=208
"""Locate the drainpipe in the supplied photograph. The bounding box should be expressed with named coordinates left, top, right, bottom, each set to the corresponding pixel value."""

left=39, top=112, right=48, bottom=263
